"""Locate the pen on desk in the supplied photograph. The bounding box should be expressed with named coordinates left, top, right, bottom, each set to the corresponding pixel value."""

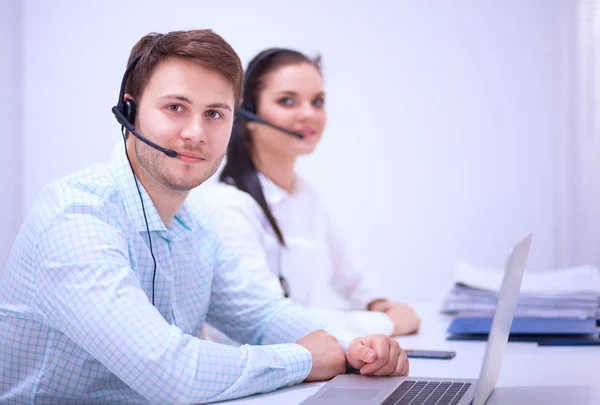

left=404, top=349, right=456, bottom=359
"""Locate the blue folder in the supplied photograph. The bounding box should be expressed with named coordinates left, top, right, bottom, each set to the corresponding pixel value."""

left=446, top=333, right=600, bottom=346
left=447, top=316, right=600, bottom=335
left=446, top=317, right=600, bottom=346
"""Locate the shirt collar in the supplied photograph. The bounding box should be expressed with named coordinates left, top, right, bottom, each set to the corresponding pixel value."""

left=169, top=203, right=195, bottom=242
left=109, top=143, right=194, bottom=242
left=257, top=172, right=306, bottom=207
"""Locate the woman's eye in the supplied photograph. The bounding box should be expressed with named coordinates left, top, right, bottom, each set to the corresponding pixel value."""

left=278, top=97, right=294, bottom=106
left=206, top=110, right=222, bottom=119
left=313, top=97, right=325, bottom=107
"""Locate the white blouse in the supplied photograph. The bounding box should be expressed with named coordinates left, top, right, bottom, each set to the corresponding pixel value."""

left=194, top=173, right=393, bottom=344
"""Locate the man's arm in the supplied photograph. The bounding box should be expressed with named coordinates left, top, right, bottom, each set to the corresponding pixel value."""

left=205, top=234, right=409, bottom=380
left=205, top=235, right=325, bottom=344
left=205, top=232, right=366, bottom=348
left=35, top=212, right=311, bottom=404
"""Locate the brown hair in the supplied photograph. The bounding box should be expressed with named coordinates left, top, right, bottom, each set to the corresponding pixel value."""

left=124, top=29, right=244, bottom=104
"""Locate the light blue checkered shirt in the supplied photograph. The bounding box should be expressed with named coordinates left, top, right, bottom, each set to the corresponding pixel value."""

left=0, top=144, right=352, bottom=404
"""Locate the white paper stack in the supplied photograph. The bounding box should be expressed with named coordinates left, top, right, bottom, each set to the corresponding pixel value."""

left=441, top=260, right=600, bottom=319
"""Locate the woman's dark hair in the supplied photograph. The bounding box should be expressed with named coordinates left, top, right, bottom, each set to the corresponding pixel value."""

left=219, top=48, right=322, bottom=246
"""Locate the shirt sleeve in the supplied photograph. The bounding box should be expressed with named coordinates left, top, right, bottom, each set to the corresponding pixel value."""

left=205, top=229, right=360, bottom=347
left=34, top=210, right=312, bottom=404
left=325, top=212, right=387, bottom=310
left=199, top=184, right=284, bottom=296
left=303, top=308, right=394, bottom=337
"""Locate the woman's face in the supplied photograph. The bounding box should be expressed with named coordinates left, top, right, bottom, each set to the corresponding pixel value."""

left=250, top=62, right=326, bottom=159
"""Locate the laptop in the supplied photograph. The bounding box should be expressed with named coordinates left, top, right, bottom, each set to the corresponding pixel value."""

left=300, top=233, right=533, bottom=405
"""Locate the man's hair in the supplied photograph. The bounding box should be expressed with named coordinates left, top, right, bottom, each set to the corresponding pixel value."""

left=124, top=29, right=243, bottom=104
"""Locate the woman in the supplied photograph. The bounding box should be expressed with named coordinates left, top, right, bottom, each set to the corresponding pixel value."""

left=199, top=48, right=420, bottom=343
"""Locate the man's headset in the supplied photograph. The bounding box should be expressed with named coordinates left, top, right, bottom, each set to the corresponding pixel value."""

left=111, top=54, right=179, bottom=158
left=235, top=48, right=305, bottom=139
left=111, top=42, right=174, bottom=306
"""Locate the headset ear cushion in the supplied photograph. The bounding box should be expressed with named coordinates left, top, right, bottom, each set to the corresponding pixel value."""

left=123, top=99, right=137, bottom=126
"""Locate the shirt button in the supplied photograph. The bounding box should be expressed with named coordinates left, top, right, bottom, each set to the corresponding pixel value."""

left=287, top=382, right=295, bottom=387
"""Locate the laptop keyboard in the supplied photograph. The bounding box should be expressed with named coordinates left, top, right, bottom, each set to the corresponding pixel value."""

left=382, top=381, right=472, bottom=405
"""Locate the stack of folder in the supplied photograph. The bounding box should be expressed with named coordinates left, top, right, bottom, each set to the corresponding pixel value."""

left=441, top=260, right=600, bottom=346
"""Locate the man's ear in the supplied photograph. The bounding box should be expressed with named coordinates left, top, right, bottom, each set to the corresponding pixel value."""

left=123, top=93, right=135, bottom=103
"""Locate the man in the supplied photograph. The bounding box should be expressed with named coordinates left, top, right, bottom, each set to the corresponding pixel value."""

left=0, top=29, right=408, bottom=404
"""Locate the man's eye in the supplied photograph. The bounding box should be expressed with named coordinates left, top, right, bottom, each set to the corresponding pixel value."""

left=206, top=110, right=222, bottom=119
left=168, top=105, right=183, bottom=112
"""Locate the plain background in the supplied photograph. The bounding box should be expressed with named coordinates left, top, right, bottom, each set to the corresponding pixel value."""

left=1, top=0, right=597, bottom=302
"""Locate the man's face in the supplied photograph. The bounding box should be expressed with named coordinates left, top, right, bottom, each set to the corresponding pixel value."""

left=129, top=57, right=235, bottom=192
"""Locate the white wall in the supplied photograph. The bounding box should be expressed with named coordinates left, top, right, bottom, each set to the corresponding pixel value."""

left=20, top=0, right=574, bottom=301
left=564, top=0, right=600, bottom=267
left=0, top=0, right=22, bottom=269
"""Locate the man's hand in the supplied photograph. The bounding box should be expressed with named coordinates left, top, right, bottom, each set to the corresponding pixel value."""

left=297, top=330, right=347, bottom=382
left=370, top=300, right=420, bottom=336
left=346, top=334, right=409, bottom=376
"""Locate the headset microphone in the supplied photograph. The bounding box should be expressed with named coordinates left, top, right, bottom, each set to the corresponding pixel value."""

left=237, top=48, right=307, bottom=140
left=112, top=106, right=178, bottom=158
left=236, top=108, right=305, bottom=139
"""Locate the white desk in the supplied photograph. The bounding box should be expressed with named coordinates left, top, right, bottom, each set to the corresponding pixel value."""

left=222, top=302, right=600, bottom=404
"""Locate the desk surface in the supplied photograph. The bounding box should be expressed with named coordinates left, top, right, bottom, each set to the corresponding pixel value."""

left=223, top=302, right=600, bottom=404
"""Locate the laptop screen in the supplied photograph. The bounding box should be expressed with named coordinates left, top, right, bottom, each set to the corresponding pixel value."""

left=472, top=234, right=532, bottom=405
